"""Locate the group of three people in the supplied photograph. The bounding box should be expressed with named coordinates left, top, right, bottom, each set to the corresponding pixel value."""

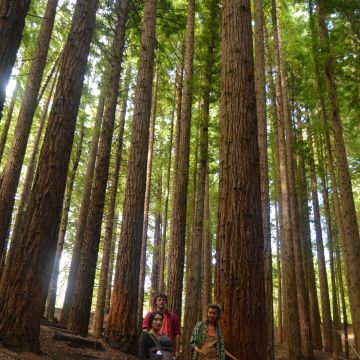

left=139, top=293, right=238, bottom=360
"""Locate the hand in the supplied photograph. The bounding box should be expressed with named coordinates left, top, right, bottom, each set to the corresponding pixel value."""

left=175, top=350, right=180, bottom=359
left=196, top=348, right=206, bottom=356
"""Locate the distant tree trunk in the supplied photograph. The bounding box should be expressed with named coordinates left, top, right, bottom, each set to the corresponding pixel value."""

left=254, top=1, right=274, bottom=358
left=60, top=84, right=105, bottom=326
left=0, top=0, right=99, bottom=352
left=0, top=81, right=20, bottom=164
left=92, top=65, right=131, bottom=339
left=307, top=120, right=333, bottom=352
left=202, top=168, right=212, bottom=318
left=104, top=0, right=157, bottom=351
left=275, top=202, right=283, bottom=344
left=67, top=0, right=129, bottom=336
left=183, top=0, right=215, bottom=354
left=272, top=1, right=313, bottom=357
left=0, top=0, right=59, bottom=260
left=45, top=123, right=85, bottom=321
left=296, top=122, right=322, bottom=351
left=316, top=1, right=360, bottom=351
left=167, top=0, right=195, bottom=316
left=0, top=0, right=31, bottom=118
left=137, top=67, right=159, bottom=324
left=215, top=0, right=267, bottom=358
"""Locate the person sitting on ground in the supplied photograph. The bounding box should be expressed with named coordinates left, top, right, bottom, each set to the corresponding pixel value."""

left=190, top=304, right=238, bottom=360
left=139, top=311, right=174, bottom=360
left=142, top=293, right=181, bottom=359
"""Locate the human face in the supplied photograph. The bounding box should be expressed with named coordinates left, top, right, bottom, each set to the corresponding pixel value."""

left=156, top=297, right=166, bottom=311
left=152, top=314, right=163, bottom=331
left=207, top=307, right=219, bottom=324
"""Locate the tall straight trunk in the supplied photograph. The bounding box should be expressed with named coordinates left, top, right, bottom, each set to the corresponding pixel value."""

left=307, top=120, right=333, bottom=351
left=158, top=83, right=176, bottom=294
left=92, top=65, right=131, bottom=339
left=315, top=134, right=342, bottom=355
left=137, top=67, right=159, bottom=324
left=67, top=0, right=129, bottom=336
left=104, top=0, right=157, bottom=351
left=3, top=68, right=58, bottom=278
left=202, top=168, right=212, bottom=318
left=0, top=0, right=59, bottom=260
left=215, top=0, right=267, bottom=358
left=272, top=1, right=313, bottom=357
left=254, top=1, right=274, bottom=358
left=183, top=0, right=216, bottom=355
left=167, top=0, right=195, bottom=316
left=275, top=202, right=283, bottom=344
left=60, top=84, right=105, bottom=325
left=0, top=0, right=99, bottom=351
left=316, top=1, right=360, bottom=352
left=296, top=126, right=322, bottom=351
left=45, top=123, right=85, bottom=321
left=0, top=81, right=20, bottom=164
left=0, top=0, right=31, bottom=118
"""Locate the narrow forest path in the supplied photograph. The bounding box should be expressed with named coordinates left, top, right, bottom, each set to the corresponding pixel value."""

left=0, top=325, right=357, bottom=360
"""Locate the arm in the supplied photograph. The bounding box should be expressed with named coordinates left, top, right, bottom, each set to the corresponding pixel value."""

left=224, top=349, right=238, bottom=360
left=175, top=333, right=180, bottom=359
left=172, top=313, right=181, bottom=359
left=190, top=322, right=205, bottom=355
left=142, top=312, right=151, bottom=332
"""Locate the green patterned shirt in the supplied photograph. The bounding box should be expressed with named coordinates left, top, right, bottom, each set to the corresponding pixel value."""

left=190, top=321, right=225, bottom=360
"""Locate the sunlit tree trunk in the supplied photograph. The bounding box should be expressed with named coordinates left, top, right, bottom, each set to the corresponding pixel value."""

left=215, top=0, right=267, bottom=358
left=104, top=0, right=157, bottom=350
left=0, top=0, right=99, bottom=351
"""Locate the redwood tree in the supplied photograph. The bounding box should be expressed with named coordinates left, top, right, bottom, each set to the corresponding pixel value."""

left=215, top=0, right=267, bottom=358
left=0, top=0, right=99, bottom=351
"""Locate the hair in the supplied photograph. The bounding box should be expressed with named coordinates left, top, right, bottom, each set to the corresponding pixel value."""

left=207, top=304, right=222, bottom=320
left=153, top=293, right=168, bottom=307
left=148, top=311, right=164, bottom=329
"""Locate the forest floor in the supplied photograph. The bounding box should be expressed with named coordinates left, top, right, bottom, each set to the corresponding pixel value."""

left=0, top=325, right=357, bottom=360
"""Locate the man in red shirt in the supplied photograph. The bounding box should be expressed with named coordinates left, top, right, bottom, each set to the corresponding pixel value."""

left=142, top=293, right=181, bottom=359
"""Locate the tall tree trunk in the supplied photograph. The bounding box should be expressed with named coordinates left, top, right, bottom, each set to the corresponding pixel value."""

left=316, top=1, right=360, bottom=351
left=275, top=202, right=283, bottom=344
left=254, top=1, right=274, bottom=358
left=0, top=81, right=20, bottom=164
left=104, top=0, right=157, bottom=351
left=0, top=0, right=99, bottom=351
left=296, top=125, right=322, bottom=351
left=0, top=0, right=31, bottom=118
left=272, top=1, right=313, bottom=357
left=167, top=0, right=195, bottom=316
left=45, top=123, right=85, bottom=321
left=137, top=67, right=159, bottom=324
left=67, top=0, right=130, bottom=336
left=2, top=68, right=58, bottom=279
left=0, top=0, right=59, bottom=260
left=202, top=168, right=212, bottom=318
left=307, top=120, right=333, bottom=352
left=215, top=0, right=267, bottom=358
left=92, top=65, right=131, bottom=339
left=60, top=84, right=105, bottom=325
left=183, top=0, right=216, bottom=354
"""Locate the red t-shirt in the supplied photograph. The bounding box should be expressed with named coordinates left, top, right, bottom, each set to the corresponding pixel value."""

left=142, top=310, right=181, bottom=340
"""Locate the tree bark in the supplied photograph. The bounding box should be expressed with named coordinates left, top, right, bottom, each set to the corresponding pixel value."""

left=45, top=122, right=85, bottom=321
left=316, top=1, right=360, bottom=352
left=0, top=0, right=31, bottom=118
left=167, top=0, right=195, bottom=316
left=104, top=0, right=157, bottom=351
left=92, top=65, right=131, bottom=339
left=254, top=1, right=274, bottom=358
left=137, top=67, right=159, bottom=325
left=0, top=0, right=59, bottom=260
left=0, top=0, right=99, bottom=351
left=215, top=0, right=267, bottom=358
left=60, top=83, right=105, bottom=326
